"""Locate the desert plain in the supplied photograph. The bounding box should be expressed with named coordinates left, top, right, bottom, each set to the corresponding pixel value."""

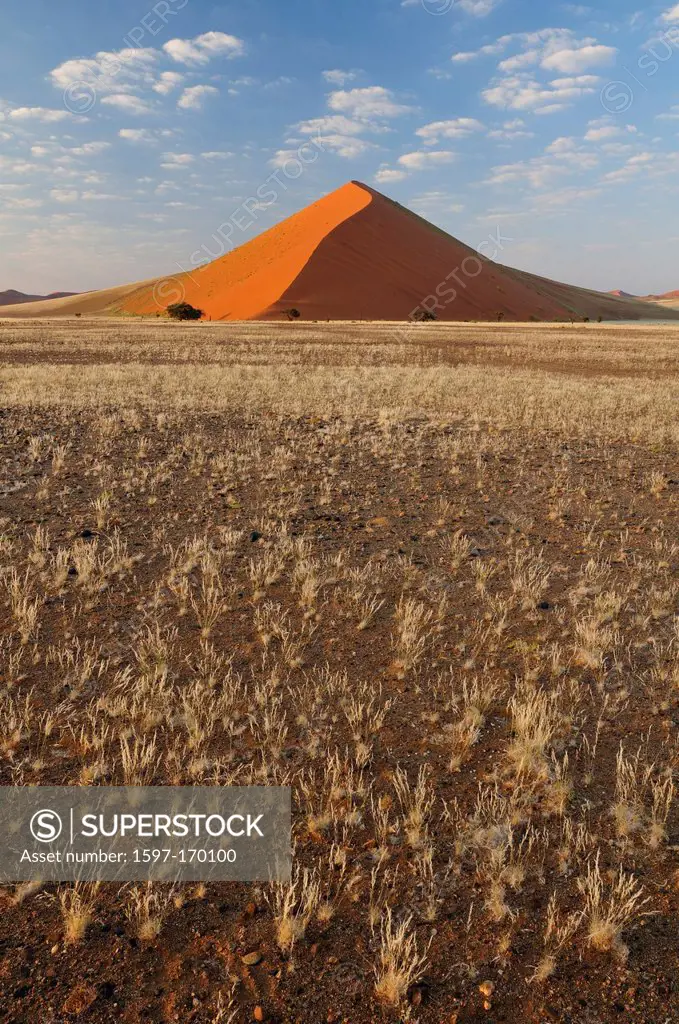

left=0, top=316, right=678, bottom=1023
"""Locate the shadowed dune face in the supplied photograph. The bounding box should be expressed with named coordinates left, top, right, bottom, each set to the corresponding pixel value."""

left=2, top=180, right=679, bottom=322
left=266, top=186, right=679, bottom=323
left=266, top=186, right=570, bottom=322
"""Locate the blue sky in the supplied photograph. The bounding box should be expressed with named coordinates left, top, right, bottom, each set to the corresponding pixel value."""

left=1, top=0, right=678, bottom=294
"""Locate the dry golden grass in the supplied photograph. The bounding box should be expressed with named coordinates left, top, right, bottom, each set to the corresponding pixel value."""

left=0, top=318, right=677, bottom=1021
left=0, top=319, right=678, bottom=445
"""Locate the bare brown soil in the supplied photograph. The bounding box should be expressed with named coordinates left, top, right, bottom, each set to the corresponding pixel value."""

left=0, top=320, right=678, bottom=1023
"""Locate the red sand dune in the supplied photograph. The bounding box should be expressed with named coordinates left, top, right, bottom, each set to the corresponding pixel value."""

left=3, top=182, right=678, bottom=322
left=611, top=288, right=679, bottom=307
left=644, top=289, right=679, bottom=300
left=637, top=289, right=679, bottom=310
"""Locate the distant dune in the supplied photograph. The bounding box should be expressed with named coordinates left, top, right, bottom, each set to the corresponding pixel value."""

left=3, top=182, right=679, bottom=322
left=0, top=288, right=77, bottom=307
left=633, top=289, right=679, bottom=311
left=611, top=288, right=679, bottom=308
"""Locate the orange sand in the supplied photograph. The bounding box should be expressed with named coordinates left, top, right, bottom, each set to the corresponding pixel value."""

left=121, top=183, right=372, bottom=320
left=3, top=182, right=678, bottom=322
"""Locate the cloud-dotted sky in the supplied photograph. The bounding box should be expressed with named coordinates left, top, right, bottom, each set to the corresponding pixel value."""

left=1, top=0, right=678, bottom=294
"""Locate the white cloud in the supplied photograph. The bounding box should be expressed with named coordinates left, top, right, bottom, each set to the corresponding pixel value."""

left=408, top=191, right=465, bottom=214
left=101, top=94, right=153, bottom=115
left=50, top=189, right=79, bottom=203
left=227, top=75, right=258, bottom=95
left=160, top=152, right=195, bottom=169
left=0, top=156, right=35, bottom=176
left=276, top=130, right=373, bottom=162
left=451, top=32, right=542, bottom=64
left=262, top=76, right=295, bottom=91
left=201, top=151, right=233, bottom=159
left=191, top=31, right=244, bottom=58
left=541, top=44, right=616, bottom=73
left=318, top=135, right=375, bottom=158
left=50, top=48, right=158, bottom=93
left=328, top=86, right=413, bottom=119
left=600, top=142, right=635, bottom=156
left=450, top=42, right=506, bottom=63
left=498, top=50, right=541, bottom=73
left=457, top=29, right=616, bottom=75
left=398, top=150, right=456, bottom=170
left=322, top=70, right=357, bottom=86
left=455, top=30, right=616, bottom=118
left=485, top=158, right=560, bottom=188
left=584, top=118, right=637, bottom=142
left=295, top=111, right=385, bottom=158
left=177, top=85, right=219, bottom=110
left=550, top=74, right=600, bottom=88
left=488, top=118, right=534, bottom=140
left=485, top=134, right=600, bottom=190
left=532, top=185, right=602, bottom=209
left=81, top=191, right=118, bottom=201
left=154, top=179, right=181, bottom=194
left=656, top=105, right=679, bottom=120
left=451, top=51, right=482, bottom=63
left=603, top=152, right=653, bottom=183
left=7, top=107, right=73, bottom=123
left=163, top=31, right=244, bottom=65
left=374, top=168, right=408, bottom=183
left=416, top=118, right=485, bottom=144
left=27, top=140, right=109, bottom=161
left=269, top=149, right=300, bottom=169
left=289, top=86, right=412, bottom=160
left=661, top=3, right=679, bottom=22
left=70, top=141, right=111, bottom=156
left=297, top=114, right=370, bottom=137
left=153, top=71, right=184, bottom=95
left=585, top=125, right=621, bottom=141
left=284, top=81, right=415, bottom=172
left=7, top=197, right=43, bottom=209
left=545, top=136, right=578, bottom=154
left=483, top=73, right=598, bottom=113
left=119, top=128, right=155, bottom=143
left=457, top=0, right=503, bottom=14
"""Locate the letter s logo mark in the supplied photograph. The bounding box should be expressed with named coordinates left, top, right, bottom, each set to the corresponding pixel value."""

left=30, top=809, right=63, bottom=843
